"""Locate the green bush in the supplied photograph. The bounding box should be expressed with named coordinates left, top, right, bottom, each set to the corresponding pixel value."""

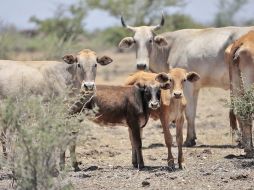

left=232, top=87, right=254, bottom=120
left=0, top=95, right=82, bottom=190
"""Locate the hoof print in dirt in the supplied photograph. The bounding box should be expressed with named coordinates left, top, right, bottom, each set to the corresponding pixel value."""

left=142, top=181, right=150, bottom=187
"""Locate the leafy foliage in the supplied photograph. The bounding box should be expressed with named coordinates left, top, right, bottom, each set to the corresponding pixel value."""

left=0, top=95, right=81, bottom=189
left=214, top=0, right=249, bottom=27
left=86, top=0, right=185, bottom=25
left=232, top=87, right=254, bottom=120
left=30, top=2, right=86, bottom=41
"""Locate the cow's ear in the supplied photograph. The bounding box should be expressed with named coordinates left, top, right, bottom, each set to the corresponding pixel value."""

left=155, top=72, right=169, bottom=83
left=119, top=37, right=135, bottom=49
left=97, top=56, right=113, bottom=66
left=62, top=54, right=77, bottom=64
left=160, top=82, right=171, bottom=90
left=187, top=72, right=200, bottom=82
left=135, top=81, right=146, bottom=91
left=154, top=36, right=168, bottom=47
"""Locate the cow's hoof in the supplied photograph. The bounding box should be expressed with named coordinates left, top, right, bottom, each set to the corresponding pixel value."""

left=179, top=163, right=186, bottom=170
left=138, top=163, right=145, bottom=170
left=132, top=163, right=138, bottom=168
left=183, top=139, right=196, bottom=147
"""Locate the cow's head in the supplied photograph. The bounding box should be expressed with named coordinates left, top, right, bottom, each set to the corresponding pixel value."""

left=135, top=80, right=162, bottom=110
left=63, top=49, right=113, bottom=91
left=232, top=33, right=254, bottom=86
left=119, top=14, right=168, bottom=71
left=156, top=68, right=200, bottom=99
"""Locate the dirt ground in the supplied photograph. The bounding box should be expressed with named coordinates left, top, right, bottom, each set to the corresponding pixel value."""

left=1, top=51, right=254, bottom=190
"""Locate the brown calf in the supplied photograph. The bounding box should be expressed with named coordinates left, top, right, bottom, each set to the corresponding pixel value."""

left=64, top=81, right=167, bottom=171
left=225, top=31, right=254, bottom=157
left=125, top=68, right=200, bottom=169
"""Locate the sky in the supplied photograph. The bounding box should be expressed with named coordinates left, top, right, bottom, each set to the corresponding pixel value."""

left=0, top=0, right=254, bottom=31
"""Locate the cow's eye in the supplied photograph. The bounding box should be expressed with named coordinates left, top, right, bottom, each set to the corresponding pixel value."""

left=77, top=63, right=81, bottom=68
left=157, top=90, right=161, bottom=97
left=183, top=79, right=186, bottom=82
left=149, top=39, right=153, bottom=43
left=94, top=64, right=97, bottom=68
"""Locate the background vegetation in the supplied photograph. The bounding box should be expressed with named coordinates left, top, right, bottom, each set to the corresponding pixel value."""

left=1, top=0, right=252, bottom=60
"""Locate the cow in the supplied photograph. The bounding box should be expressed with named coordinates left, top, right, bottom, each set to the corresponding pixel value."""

left=119, top=14, right=254, bottom=146
left=63, top=78, right=170, bottom=171
left=0, top=49, right=113, bottom=159
left=125, top=68, right=200, bottom=169
left=225, top=31, right=254, bottom=158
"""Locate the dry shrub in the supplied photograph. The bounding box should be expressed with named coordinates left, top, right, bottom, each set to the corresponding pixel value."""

left=0, top=95, right=83, bottom=190
left=232, top=87, right=254, bottom=120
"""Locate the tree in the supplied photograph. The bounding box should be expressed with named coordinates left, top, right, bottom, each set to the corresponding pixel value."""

left=86, top=0, right=185, bottom=26
left=30, top=2, right=87, bottom=41
left=214, top=0, right=248, bottom=27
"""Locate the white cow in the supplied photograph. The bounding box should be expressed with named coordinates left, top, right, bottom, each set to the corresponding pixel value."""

left=119, top=15, right=254, bottom=146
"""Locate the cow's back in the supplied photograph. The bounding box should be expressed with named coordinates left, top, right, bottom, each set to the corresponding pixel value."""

left=163, top=26, right=254, bottom=89
left=0, top=60, right=69, bottom=98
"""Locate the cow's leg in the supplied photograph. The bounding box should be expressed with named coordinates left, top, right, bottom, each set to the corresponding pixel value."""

left=129, top=124, right=144, bottom=170
left=0, top=128, right=7, bottom=158
left=239, top=118, right=254, bottom=158
left=59, top=149, right=66, bottom=171
left=184, top=85, right=199, bottom=147
left=69, top=132, right=81, bottom=172
left=176, top=116, right=185, bottom=169
left=160, top=105, right=174, bottom=170
left=229, top=109, right=242, bottom=146
left=128, top=127, right=137, bottom=168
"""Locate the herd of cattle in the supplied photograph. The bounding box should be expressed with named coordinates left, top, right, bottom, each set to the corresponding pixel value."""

left=1, top=14, right=254, bottom=171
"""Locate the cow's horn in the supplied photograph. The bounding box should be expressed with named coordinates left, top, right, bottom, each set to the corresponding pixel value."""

left=121, top=15, right=136, bottom=32
left=152, top=13, right=165, bottom=31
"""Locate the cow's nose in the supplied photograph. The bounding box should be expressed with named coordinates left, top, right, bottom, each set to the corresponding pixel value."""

left=173, top=92, right=182, bottom=99
left=83, top=82, right=95, bottom=91
left=150, top=101, right=159, bottom=109
left=137, top=63, right=147, bottom=70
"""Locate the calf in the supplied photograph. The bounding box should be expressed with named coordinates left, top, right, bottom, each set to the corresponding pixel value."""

left=125, top=68, right=200, bottom=169
left=64, top=80, right=167, bottom=171
left=225, top=31, right=254, bottom=157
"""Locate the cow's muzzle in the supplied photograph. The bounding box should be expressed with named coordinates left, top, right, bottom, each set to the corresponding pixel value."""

left=82, top=82, right=95, bottom=91
left=137, top=63, right=147, bottom=70
left=149, top=101, right=160, bottom=110
left=173, top=91, right=182, bottom=99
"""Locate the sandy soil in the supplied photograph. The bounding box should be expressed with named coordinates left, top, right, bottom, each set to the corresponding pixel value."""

left=0, top=51, right=254, bottom=190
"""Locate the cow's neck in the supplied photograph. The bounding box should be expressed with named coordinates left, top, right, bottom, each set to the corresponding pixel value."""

left=149, top=44, right=170, bottom=73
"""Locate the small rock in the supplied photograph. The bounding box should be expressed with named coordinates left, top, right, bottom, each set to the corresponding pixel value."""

left=84, top=165, right=99, bottom=171
left=203, top=172, right=211, bottom=176
left=142, top=181, right=150, bottom=187
left=170, top=176, right=177, bottom=180
left=147, top=143, right=164, bottom=149
left=202, top=149, right=212, bottom=154
left=78, top=173, right=91, bottom=178
left=230, top=174, right=248, bottom=180
left=155, top=173, right=164, bottom=177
